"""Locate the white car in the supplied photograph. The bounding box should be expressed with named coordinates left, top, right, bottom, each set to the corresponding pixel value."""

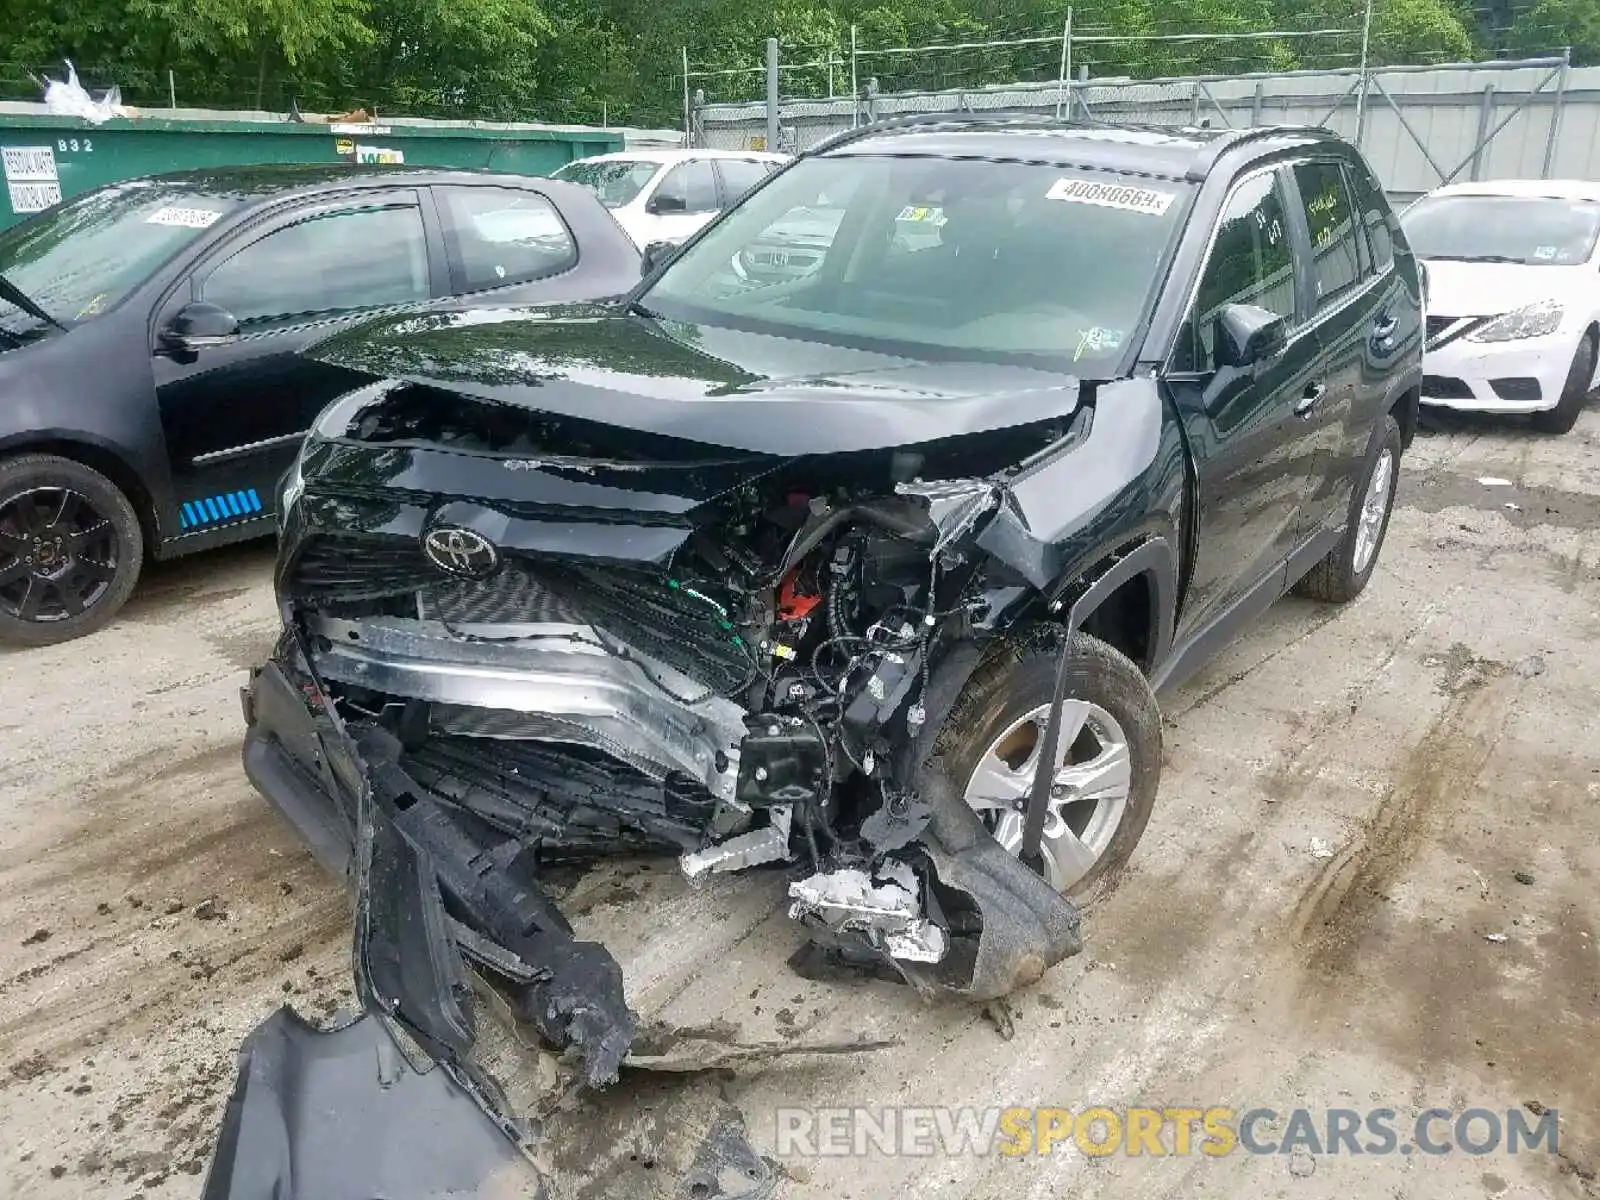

left=550, top=149, right=789, bottom=248
left=1402, top=179, right=1600, bottom=434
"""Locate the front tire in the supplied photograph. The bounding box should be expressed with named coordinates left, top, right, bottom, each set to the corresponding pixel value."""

left=0, top=454, right=143, bottom=648
left=923, top=629, right=1162, bottom=900
left=1530, top=329, right=1596, bottom=436
left=1293, top=414, right=1401, bottom=604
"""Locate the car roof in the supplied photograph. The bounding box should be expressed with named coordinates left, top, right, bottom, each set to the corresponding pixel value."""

left=815, top=115, right=1341, bottom=181
left=562, top=148, right=790, bottom=166
left=97, top=164, right=598, bottom=207
left=1422, top=178, right=1600, bottom=202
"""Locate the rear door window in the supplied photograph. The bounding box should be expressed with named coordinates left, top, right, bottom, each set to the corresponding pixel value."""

left=653, top=161, right=719, bottom=214
left=435, top=186, right=577, bottom=293
left=201, top=199, right=429, bottom=327
left=1292, top=161, right=1364, bottom=311
left=717, top=159, right=773, bottom=207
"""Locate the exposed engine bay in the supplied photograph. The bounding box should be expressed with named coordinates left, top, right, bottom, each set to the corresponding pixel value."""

left=252, top=382, right=1088, bottom=1099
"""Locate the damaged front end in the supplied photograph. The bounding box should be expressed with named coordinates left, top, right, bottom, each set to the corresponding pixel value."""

left=217, top=316, right=1093, bottom=1196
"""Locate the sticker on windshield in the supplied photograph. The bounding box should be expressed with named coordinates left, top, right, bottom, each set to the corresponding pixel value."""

left=896, top=205, right=946, bottom=224
left=147, top=206, right=223, bottom=229
left=1074, top=327, right=1124, bottom=361
left=1045, top=178, right=1176, bottom=216
left=1533, top=245, right=1558, bottom=261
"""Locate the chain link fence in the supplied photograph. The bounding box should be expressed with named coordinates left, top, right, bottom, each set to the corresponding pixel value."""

left=688, top=33, right=1598, bottom=199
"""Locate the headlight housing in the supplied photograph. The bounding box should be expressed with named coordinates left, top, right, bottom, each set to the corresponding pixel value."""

left=1467, top=299, right=1564, bottom=342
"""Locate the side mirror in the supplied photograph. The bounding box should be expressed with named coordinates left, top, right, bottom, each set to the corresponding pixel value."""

left=161, top=302, right=240, bottom=352
left=1214, top=303, right=1286, bottom=369
left=641, top=240, right=680, bottom=276
left=648, top=191, right=687, bottom=215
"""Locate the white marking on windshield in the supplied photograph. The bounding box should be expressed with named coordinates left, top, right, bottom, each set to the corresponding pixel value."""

left=1045, top=178, right=1176, bottom=216
left=146, top=206, right=223, bottom=228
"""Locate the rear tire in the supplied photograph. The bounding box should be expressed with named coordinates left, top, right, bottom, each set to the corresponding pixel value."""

left=1293, top=414, right=1401, bottom=604
left=0, top=454, right=143, bottom=648
left=1530, top=329, right=1596, bottom=436
left=922, top=628, right=1161, bottom=902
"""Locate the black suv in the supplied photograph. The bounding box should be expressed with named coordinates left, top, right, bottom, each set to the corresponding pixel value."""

left=217, top=118, right=1422, bottom=1197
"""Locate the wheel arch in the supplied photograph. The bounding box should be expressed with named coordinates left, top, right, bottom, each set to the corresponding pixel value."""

left=1388, top=383, right=1420, bottom=451
left=1046, top=535, right=1179, bottom=676
left=0, top=434, right=160, bottom=554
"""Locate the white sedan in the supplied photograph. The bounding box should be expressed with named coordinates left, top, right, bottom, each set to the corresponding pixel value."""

left=550, top=149, right=789, bottom=249
left=1402, top=179, right=1600, bottom=434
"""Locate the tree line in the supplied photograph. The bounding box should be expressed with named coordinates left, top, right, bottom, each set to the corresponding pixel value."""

left=0, top=0, right=1592, bottom=128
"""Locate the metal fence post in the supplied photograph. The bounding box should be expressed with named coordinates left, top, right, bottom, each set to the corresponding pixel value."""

left=1251, top=80, right=1264, bottom=127
left=765, top=38, right=780, bottom=152
left=681, top=47, right=692, bottom=146
left=1354, top=0, right=1373, bottom=147
left=1543, top=46, right=1570, bottom=178
left=851, top=25, right=860, bottom=129
left=1055, top=7, right=1073, bottom=119
left=1471, top=83, right=1494, bottom=181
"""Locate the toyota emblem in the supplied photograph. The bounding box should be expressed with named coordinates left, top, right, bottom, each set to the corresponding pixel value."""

left=422, top=526, right=500, bottom=579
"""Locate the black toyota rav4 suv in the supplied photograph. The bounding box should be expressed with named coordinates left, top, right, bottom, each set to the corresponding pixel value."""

left=216, top=119, right=1423, bottom=1198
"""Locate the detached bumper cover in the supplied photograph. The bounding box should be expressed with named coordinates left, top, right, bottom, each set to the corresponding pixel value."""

left=201, top=1008, right=539, bottom=1200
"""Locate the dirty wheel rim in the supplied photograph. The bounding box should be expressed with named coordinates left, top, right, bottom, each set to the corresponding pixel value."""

left=0, top=487, right=119, bottom=624
left=1352, top=447, right=1394, bottom=576
left=962, top=701, right=1132, bottom=892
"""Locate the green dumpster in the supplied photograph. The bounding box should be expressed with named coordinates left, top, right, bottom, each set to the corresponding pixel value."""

left=0, top=110, right=623, bottom=228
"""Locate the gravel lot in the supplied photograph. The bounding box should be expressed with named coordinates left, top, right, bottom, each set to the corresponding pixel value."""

left=1, top=409, right=1597, bottom=1200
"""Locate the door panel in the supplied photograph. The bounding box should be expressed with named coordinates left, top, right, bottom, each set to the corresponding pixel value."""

left=154, top=191, right=435, bottom=530
left=1169, top=168, right=1325, bottom=643
left=1286, top=159, right=1388, bottom=540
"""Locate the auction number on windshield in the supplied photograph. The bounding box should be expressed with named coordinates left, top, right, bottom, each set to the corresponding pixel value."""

left=56, top=138, right=93, bottom=153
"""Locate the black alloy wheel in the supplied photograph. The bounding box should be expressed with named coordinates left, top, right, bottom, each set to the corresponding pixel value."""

left=0, top=455, right=143, bottom=647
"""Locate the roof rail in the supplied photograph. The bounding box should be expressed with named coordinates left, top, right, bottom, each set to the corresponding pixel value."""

left=807, top=110, right=1102, bottom=156
left=1182, top=124, right=1334, bottom=181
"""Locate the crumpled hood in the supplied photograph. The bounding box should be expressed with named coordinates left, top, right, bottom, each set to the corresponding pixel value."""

left=1421, top=259, right=1590, bottom=319
left=304, top=303, right=1084, bottom=457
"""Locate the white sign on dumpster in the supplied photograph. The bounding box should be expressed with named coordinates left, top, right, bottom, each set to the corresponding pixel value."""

left=2, top=145, right=62, bottom=213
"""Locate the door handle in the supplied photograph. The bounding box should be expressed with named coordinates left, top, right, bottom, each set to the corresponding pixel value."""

left=1295, top=381, right=1327, bottom=417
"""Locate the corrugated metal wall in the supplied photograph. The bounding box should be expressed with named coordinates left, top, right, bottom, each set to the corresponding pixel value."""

left=698, top=60, right=1600, bottom=200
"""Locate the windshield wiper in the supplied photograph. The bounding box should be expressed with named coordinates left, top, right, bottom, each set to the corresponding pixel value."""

left=1425, top=254, right=1526, bottom=264
left=0, top=273, right=67, bottom=333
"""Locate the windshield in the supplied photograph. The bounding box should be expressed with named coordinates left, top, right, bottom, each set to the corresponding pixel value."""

left=1403, top=194, right=1600, bottom=265
left=0, top=179, right=242, bottom=333
left=641, top=154, right=1191, bottom=368
left=551, top=159, right=661, bottom=208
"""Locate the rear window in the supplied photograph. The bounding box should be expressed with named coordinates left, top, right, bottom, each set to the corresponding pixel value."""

left=436, top=186, right=577, bottom=292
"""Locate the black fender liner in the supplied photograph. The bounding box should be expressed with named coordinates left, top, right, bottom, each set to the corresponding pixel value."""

left=1020, top=537, right=1173, bottom=873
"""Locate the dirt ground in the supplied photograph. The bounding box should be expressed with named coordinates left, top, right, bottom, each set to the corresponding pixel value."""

left=1, top=407, right=1597, bottom=1200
